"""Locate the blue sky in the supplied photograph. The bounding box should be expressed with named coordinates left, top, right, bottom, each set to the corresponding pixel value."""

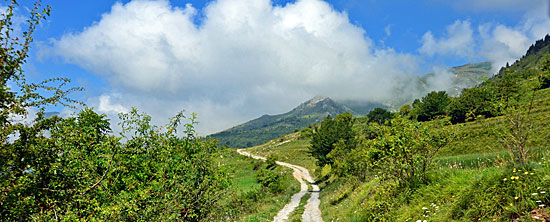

left=10, top=0, right=550, bottom=134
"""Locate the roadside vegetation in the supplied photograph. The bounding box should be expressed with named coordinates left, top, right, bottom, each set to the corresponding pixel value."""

left=248, top=35, right=550, bottom=221
left=215, top=150, right=299, bottom=221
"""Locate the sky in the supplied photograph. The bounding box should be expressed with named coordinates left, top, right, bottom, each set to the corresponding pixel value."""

left=8, top=0, right=550, bottom=135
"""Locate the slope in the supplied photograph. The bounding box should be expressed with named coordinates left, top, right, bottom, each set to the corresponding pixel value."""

left=209, top=97, right=352, bottom=148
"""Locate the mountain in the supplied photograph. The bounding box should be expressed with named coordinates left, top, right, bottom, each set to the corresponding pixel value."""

left=418, top=62, right=492, bottom=97
left=209, top=97, right=353, bottom=148
left=210, top=62, right=493, bottom=148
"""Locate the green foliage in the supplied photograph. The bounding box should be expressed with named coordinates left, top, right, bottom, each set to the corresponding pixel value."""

left=399, top=104, right=411, bottom=117
left=365, top=117, right=455, bottom=187
left=366, top=107, right=394, bottom=125
left=0, top=1, right=82, bottom=143
left=256, top=168, right=283, bottom=193
left=0, top=108, right=118, bottom=220
left=450, top=165, right=550, bottom=221
left=538, top=56, right=550, bottom=89
left=446, top=86, right=496, bottom=123
left=0, top=2, right=231, bottom=220
left=412, top=91, right=451, bottom=121
left=310, top=113, right=355, bottom=166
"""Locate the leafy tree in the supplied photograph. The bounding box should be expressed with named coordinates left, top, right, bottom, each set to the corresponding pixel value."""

left=366, top=117, right=455, bottom=187
left=493, top=69, right=521, bottom=106
left=538, top=56, right=550, bottom=89
left=446, top=87, right=496, bottom=123
left=0, top=2, right=230, bottom=221
left=412, top=91, right=451, bottom=121
left=399, top=104, right=411, bottom=117
left=310, top=113, right=355, bottom=166
left=367, top=107, right=393, bottom=125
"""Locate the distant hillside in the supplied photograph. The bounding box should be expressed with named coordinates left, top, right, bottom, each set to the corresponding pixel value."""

left=210, top=62, right=492, bottom=148
left=209, top=97, right=353, bottom=148
left=419, top=62, right=492, bottom=97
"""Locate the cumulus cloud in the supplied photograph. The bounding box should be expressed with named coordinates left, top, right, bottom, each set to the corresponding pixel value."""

left=98, top=95, right=129, bottom=114
left=478, top=4, right=550, bottom=72
left=51, top=0, right=425, bottom=134
left=422, top=1, right=549, bottom=73
left=48, top=0, right=549, bottom=135
left=419, top=20, right=475, bottom=58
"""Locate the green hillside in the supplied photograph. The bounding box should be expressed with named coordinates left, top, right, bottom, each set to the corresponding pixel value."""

left=240, top=34, right=550, bottom=221
left=209, top=97, right=353, bottom=148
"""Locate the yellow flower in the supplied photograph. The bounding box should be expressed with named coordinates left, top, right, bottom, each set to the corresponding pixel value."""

left=513, top=168, right=517, bottom=173
left=515, top=196, right=519, bottom=200
left=503, top=178, right=508, bottom=181
left=524, top=172, right=529, bottom=175
left=530, top=173, right=534, bottom=175
left=510, top=203, right=514, bottom=206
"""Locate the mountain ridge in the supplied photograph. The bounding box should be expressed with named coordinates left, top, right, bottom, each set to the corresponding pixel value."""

left=210, top=61, right=493, bottom=148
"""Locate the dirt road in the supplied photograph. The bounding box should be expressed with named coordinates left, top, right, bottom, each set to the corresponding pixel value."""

left=236, top=149, right=323, bottom=222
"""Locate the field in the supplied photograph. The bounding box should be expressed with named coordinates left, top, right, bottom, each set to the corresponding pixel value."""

left=216, top=149, right=300, bottom=221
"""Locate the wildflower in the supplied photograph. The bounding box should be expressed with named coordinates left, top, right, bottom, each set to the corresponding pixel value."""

left=530, top=173, right=534, bottom=175
left=534, top=216, right=540, bottom=219
left=524, top=172, right=529, bottom=175
left=503, top=178, right=508, bottom=181
left=510, top=203, right=514, bottom=206
left=539, top=204, right=545, bottom=207
left=536, top=200, right=542, bottom=203
left=513, top=168, right=517, bottom=172
left=532, top=193, right=539, bottom=196
left=422, top=207, right=428, bottom=210
left=515, top=196, right=519, bottom=200
left=541, top=191, right=546, bottom=194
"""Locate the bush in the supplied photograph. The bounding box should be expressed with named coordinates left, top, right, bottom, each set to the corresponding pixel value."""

left=446, top=87, right=496, bottom=123
left=256, top=168, right=283, bottom=193
left=366, top=117, right=455, bottom=187
left=310, top=112, right=355, bottom=166
left=412, top=91, right=451, bottom=121
left=367, top=107, right=394, bottom=125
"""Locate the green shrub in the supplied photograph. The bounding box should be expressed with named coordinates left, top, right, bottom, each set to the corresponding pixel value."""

left=412, top=91, right=451, bottom=122
left=310, top=112, right=355, bottom=166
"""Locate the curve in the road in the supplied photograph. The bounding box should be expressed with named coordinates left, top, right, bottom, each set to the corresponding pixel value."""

left=236, top=149, right=323, bottom=222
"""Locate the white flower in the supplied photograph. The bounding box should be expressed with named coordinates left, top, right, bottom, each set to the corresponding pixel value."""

left=422, top=207, right=428, bottom=210
left=532, top=193, right=539, bottom=196
left=539, top=204, right=545, bottom=207
left=541, top=191, right=546, bottom=194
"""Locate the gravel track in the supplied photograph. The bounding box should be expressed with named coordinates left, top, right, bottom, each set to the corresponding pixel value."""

left=236, top=149, right=323, bottom=222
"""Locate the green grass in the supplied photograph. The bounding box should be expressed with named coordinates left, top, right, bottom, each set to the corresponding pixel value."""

left=288, top=192, right=311, bottom=222
left=246, top=132, right=318, bottom=174
left=318, top=157, right=550, bottom=221
left=216, top=149, right=300, bottom=221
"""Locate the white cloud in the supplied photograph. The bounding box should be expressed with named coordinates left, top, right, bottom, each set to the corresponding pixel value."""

left=419, top=20, right=475, bottom=58
left=51, top=0, right=426, bottom=134
left=384, top=24, right=392, bottom=37
left=478, top=4, right=550, bottom=73
left=49, top=0, right=549, bottom=135
left=98, top=95, right=129, bottom=114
